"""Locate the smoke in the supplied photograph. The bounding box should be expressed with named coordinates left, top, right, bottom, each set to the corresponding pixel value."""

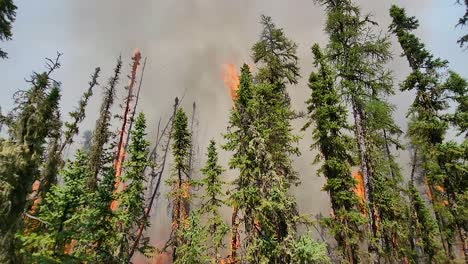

left=1, top=0, right=438, bottom=262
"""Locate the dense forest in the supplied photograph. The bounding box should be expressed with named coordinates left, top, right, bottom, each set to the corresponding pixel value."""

left=0, top=0, right=467, bottom=263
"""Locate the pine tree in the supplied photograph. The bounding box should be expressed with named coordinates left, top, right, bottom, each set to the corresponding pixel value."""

left=167, top=108, right=192, bottom=262
left=390, top=5, right=467, bottom=261
left=0, top=0, right=17, bottom=58
left=0, top=56, right=62, bottom=262
left=88, top=57, right=122, bottom=189
left=115, top=112, right=150, bottom=262
left=303, top=44, right=365, bottom=263
left=200, top=140, right=228, bottom=263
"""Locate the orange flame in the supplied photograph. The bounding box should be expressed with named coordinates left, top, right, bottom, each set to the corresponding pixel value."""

left=222, top=64, right=240, bottom=100
left=352, top=170, right=366, bottom=216
left=152, top=252, right=171, bottom=264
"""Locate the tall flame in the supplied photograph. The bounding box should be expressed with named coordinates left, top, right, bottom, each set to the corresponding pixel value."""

left=352, top=170, right=366, bottom=216
left=222, top=64, right=240, bottom=100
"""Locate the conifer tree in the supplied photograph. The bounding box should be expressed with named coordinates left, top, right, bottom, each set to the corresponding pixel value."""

left=390, top=5, right=467, bottom=261
left=115, top=112, right=150, bottom=262
left=0, top=56, right=62, bottom=262
left=60, top=67, right=101, bottom=155
left=252, top=15, right=300, bottom=88
left=200, top=140, right=228, bottom=263
left=0, top=0, right=17, bottom=58
left=17, top=150, right=91, bottom=263
left=456, top=0, right=468, bottom=47
left=167, top=108, right=192, bottom=262
left=173, top=212, right=209, bottom=264
left=88, top=57, right=122, bottom=189
left=225, top=16, right=328, bottom=262
left=224, top=64, right=253, bottom=263
left=79, top=151, right=118, bottom=263
left=315, top=0, right=411, bottom=261
left=303, top=44, right=365, bottom=263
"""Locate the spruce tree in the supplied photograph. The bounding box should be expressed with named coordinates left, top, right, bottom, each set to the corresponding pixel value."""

left=0, top=58, right=62, bottom=262
left=173, top=212, right=209, bottom=264
left=390, top=5, right=467, bottom=261
left=303, top=44, right=365, bottom=263
left=0, top=0, right=17, bottom=58
left=200, top=140, right=228, bottom=263
left=456, top=0, right=468, bottom=47
left=223, top=64, right=254, bottom=263
left=17, top=150, right=91, bottom=263
left=115, top=112, right=150, bottom=262
left=88, top=57, right=122, bottom=189
left=60, top=67, right=101, bottom=155
left=167, top=108, right=192, bottom=262
left=315, top=0, right=411, bottom=261
left=252, top=15, right=300, bottom=88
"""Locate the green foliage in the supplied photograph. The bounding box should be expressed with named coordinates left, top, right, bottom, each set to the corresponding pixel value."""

left=317, top=0, right=411, bottom=261
left=391, top=5, right=467, bottom=261
left=0, top=64, right=62, bottom=263
left=289, top=234, right=330, bottom=264
left=17, top=150, right=91, bottom=263
left=252, top=15, right=300, bottom=88
left=88, top=57, right=122, bottom=189
left=61, top=67, right=101, bottom=154
left=167, top=108, right=193, bottom=262
left=456, top=0, right=468, bottom=47
left=115, top=112, right=151, bottom=261
left=173, top=212, right=209, bottom=264
left=200, top=140, right=228, bottom=263
left=0, top=0, right=17, bottom=58
left=304, top=44, right=365, bottom=263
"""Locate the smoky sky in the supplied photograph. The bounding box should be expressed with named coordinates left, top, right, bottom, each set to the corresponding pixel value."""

left=1, top=0, right=466, bottom=262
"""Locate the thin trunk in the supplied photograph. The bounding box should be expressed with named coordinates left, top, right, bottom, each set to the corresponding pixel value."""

left=408, top=148, right=419, bottom=262
left=227, top=206, right=240, bottom=264
left=127, top=98, right=178, bottom=261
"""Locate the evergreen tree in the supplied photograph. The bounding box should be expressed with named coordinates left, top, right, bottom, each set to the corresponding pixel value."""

left=167, top=108, right=192, bottom=262
left=79, top=151, right=118, bottom=263
left=88, top=57, right=122, bottom=189
left=390, top=5, right=467, bottom=261
left=60, top=67, right=101, bottom=155
left=252, top=15, right=300, bottom=88
left=115, top=112, right=150, bottom=262
left=456, top=0, right=468, bottom=48
left=173, top=212, right=209, bottom=264
left=223, top=64, right=254, bottom=263
left=303, top=44, right=365, bottom=263
left=0, top=59, right=62, bottom=262
left=0, top=0, right=17, bottom=58
left=315, top=0, right=411, bottom=261
left=200, top=140, right=228, bottom=263
left=17, top=150, right=91, bottom=263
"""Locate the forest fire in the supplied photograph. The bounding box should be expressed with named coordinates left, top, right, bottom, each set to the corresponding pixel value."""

left=222, top=64, right=240, bottom=100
